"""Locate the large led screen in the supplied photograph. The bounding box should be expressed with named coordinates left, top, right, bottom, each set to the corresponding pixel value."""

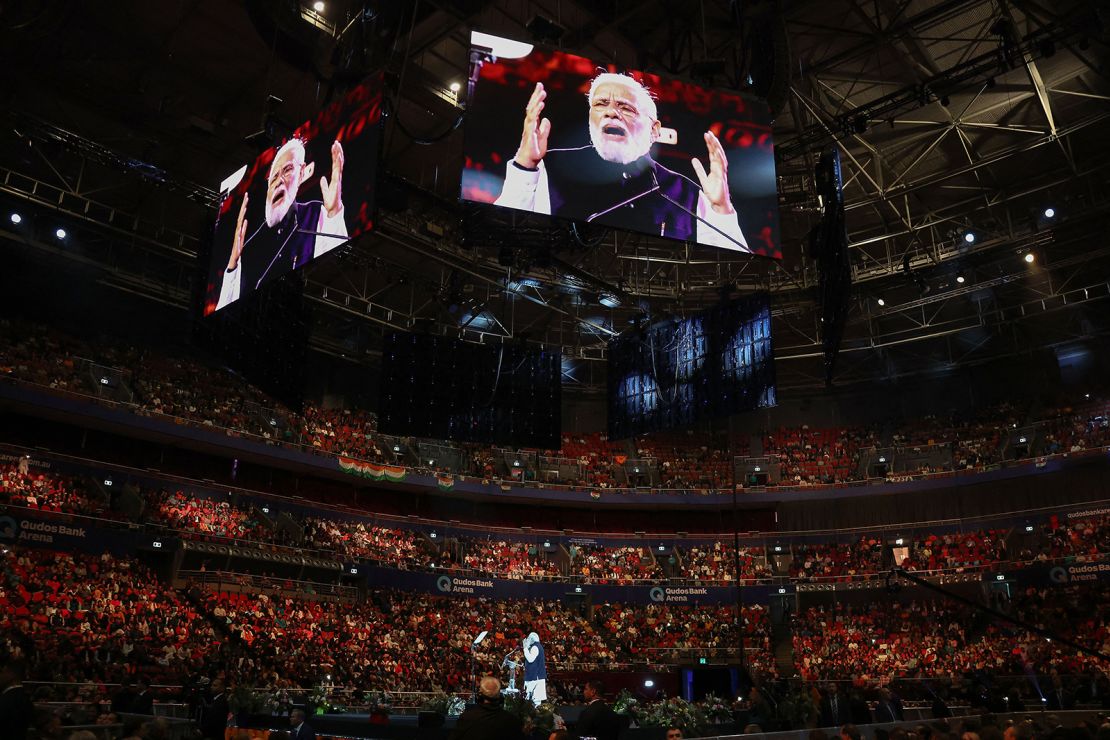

left=461, top=33, right=780, bottom=258
left=203, top=73, right=383, bottom=314
left=608, top=295, right=776, bottom=439
left=378, top=331, right=561, bottom=448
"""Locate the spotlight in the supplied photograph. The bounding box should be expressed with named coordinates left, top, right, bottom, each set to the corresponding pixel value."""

left=877, top=298, right=885, bottom=307
left=963, top=231, right=976, bottom=244
left=1024, top=253, right=1035, bottom=264
left=449, top=81, right=461, bottom=92
left=55, top=228, right=67, bottom=239
left=956, top=276, right=965, bottom=284
left=1043, top=207, right=1055, bottom=219
left=644, top=679, right=655, bottom=688
left=312, top=1, right=325, bottom=11
left=9, top=213, right=21, bottom=224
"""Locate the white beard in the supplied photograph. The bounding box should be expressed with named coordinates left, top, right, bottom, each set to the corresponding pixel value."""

left=590, top=121, right=653, bottom=165
left=264, top=184, right=297, bottom=228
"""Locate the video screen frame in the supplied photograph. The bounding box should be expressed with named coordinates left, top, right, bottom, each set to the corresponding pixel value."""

left=461, top=33, right=781, bottom=259
left=203, top=72, right=383, bottom=315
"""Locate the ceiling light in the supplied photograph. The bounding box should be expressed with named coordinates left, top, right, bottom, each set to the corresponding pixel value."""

left=312, top=1, right=325, bottom=11
left=877, top=298, right=885, bottom=307
left=956, top=276, right=965, bottom=284
left=1024, top=253, right=1035, bottom=264
left=55, top=228, right=67, bottom=239
left=1043, top=207, right=1055, bottom=219
left=598, top=291, right=622, bottom=308
left=963, top=232, right=976, bottom=244
left=449, top=81, right=461, bottom=92
left=9, top=213, right=21, bottom=225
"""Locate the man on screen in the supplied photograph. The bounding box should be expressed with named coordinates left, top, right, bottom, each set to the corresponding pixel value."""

left=494, top=73, right=749, bottom=252
left=216, top=137, right=348, bottom=310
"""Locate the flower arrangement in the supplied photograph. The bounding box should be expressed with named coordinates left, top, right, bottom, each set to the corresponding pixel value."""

left=702, top=692, right=733, bottom=724
left=638, top=697, right=707, bottom=736
left=362, top=689, right=393, bottom=714
left=308, top=684, right=331, bottom=715
left=612, top=689, right=641, bottom=718
left=420, top=691, right=466, bottom=717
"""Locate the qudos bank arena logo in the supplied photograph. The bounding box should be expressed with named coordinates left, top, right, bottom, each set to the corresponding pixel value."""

left=0, top=516, right=17, bottom=540
left=436, top=576, right=453, bottom=593
left=649, top=587, right=666, bottom=603
left=1049, top=567, right=1069, bottom=584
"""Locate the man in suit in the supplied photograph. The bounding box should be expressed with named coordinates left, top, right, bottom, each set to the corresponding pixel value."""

left=452, top=677, right=524, bottom=740
left=0, top=659, right=34, bottom=740
left=875, top=688, right=904, bottom=724
left=215, top=137, right=348, bottom=310
left=131, top=678, right=155, bottom=715
left=819, top=686, right=851, bottom=728
left=495, top=74, right=749, bottom=253
left=111, top=678, right=137, bottom=714
left=199, top=679, right=229, bottom=740
left=575, top=680, right=622, bottom=740
left=290, top=708, right=317, bottom=740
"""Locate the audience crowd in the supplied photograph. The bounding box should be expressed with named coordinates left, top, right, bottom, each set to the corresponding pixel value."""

left=793, top=585, right=1110, bottom=682
left=3, top=320, right=1109, bottom=495
left=5, top=462, right=1110, bottom=589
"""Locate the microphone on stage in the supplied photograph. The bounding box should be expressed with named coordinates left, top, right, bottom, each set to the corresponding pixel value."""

left=650, top=170, right=751, bottom=253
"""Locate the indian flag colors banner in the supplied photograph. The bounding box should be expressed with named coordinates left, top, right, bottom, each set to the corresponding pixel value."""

left=337, top=457, right=407, bottom=482
left=436, top=473, right=455, bottom=491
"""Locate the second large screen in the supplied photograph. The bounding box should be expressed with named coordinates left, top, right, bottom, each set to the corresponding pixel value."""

left=204, top=73, right=383, bottom=314
left=462, top=34, right=780, bottom=258
left=608, top=295, right=776, bottom=439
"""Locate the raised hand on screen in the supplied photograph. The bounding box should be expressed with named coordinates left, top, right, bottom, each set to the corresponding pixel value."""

left=320, top=139, right=345, bottom=218
left=513, top=82, right=551, bottom=170
left=691, top=131, right=734, bottom=215
left=226, top=193, right=249, bottom=272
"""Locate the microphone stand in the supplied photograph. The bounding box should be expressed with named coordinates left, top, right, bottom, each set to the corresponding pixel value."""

left=650, top=170, right=750, bottom=252
left=586, top=185, right=660, bottom=223
left=502, top=649, right=523, bottom=694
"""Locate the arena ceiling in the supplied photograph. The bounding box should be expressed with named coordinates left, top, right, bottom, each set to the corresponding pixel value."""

left=1, top=0, right=1108, bottom=392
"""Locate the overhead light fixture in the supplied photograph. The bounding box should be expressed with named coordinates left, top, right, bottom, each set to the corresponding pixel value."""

left=877, top=298, right=885, bottom=307
left=963, top=231, right=976, bottom=244
left=10, top=213, right=21, bottom=225
left=449, top=81, right=461, bottom=92
left=1043, top=207, right=1055, bottom=219
left=956, top=276, right=965, bottom=284
left=1024, top=253, right=1035, bottom=264
left=598, top=291, right=622, bottom=308
left=312, top=1, right=325, bottom=11
left=55, top=228, right=67, bottom=239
